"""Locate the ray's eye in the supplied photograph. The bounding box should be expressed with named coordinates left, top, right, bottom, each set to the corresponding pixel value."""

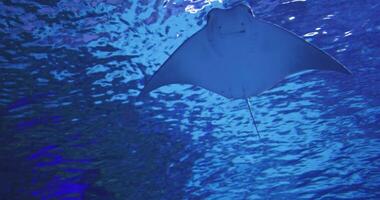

left=218, top=25, right=222, bottom=30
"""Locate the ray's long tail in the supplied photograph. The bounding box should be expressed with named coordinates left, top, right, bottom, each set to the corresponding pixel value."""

left=246, top=98, right=261, bottom=139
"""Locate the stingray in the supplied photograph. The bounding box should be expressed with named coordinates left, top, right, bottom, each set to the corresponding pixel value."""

left=140, top=4, right=351, bottom=137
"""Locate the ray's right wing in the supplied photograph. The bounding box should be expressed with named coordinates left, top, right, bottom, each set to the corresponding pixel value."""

left=253, top=18, right=351, bottom=75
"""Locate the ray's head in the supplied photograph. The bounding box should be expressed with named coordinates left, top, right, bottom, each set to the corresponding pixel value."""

left=206, top=4, right=254, bottom=35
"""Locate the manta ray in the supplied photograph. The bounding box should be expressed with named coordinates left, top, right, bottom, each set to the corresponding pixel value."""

left=140, top=4, right=351, bottom=136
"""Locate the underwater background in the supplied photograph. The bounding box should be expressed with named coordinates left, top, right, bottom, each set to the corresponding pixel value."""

left=1, top=0, right=380, bottom=199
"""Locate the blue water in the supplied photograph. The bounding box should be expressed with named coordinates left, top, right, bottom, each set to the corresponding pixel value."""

left=1, top=0, right=380, bottom=199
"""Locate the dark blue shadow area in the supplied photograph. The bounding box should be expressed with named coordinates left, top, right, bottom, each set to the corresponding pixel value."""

left=1, top=86, right=197, bottom=199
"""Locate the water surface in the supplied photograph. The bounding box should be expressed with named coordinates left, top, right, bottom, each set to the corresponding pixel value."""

left=1, top=0, right=380, bottom=199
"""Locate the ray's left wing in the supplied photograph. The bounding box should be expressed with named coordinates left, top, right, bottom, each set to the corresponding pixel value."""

left=139, top=27, right=223, bottom=97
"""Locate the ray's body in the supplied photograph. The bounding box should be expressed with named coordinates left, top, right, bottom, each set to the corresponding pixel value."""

left=140, top=4, right=351, bottom=136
